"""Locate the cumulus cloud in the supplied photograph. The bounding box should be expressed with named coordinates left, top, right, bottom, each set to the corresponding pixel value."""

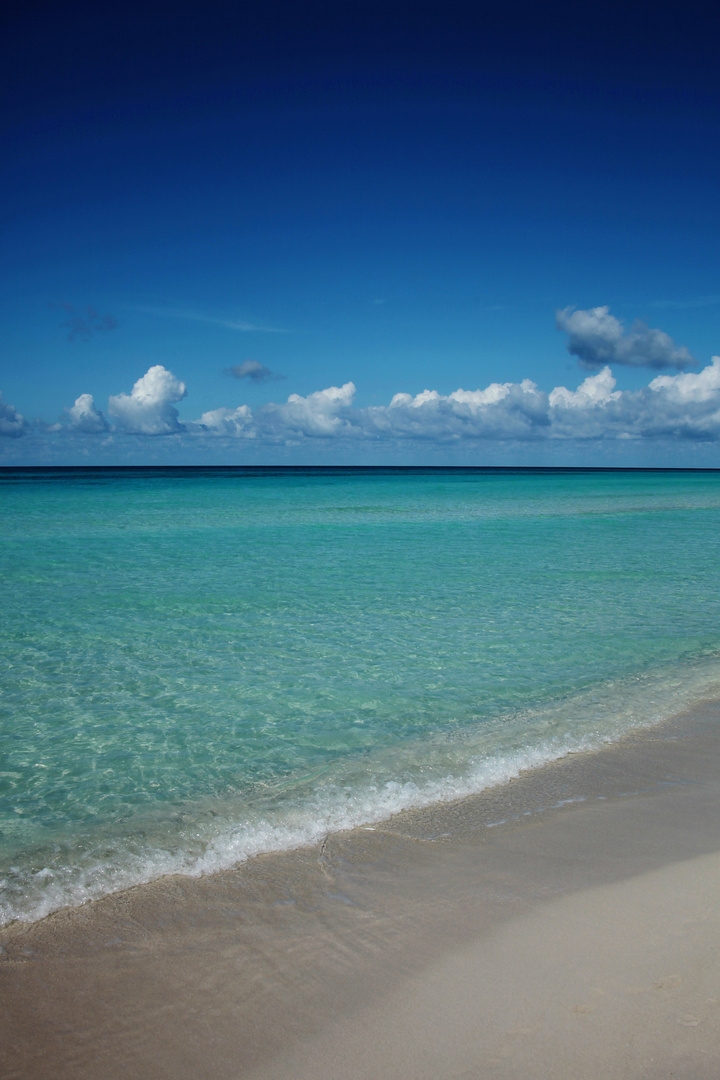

left=0, top=393, right=28, bottom=437
left=258, top=383, right=358, bottom=439
left=224, top=360, right=285, bottom=383
left=58, top=303, right=118, bottom=342
left=556, top=306, right=695, bottom=370
left=649, top=359, right=720, bottom=402
left=67, top=393, right=109, bottom=433
left=546, top=361, right=720, bottom=441
left=644, top=358, right=720, bottom=439
left=364, top=380, right=549, bottom=442
left=108, top=365, right=186, bottom=435
left=548, top=367, right=620, bottom=409
left=195, top=405, right=255, bottom=437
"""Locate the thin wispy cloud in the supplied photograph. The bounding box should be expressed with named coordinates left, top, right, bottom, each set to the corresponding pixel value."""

left=55, top=302, right=118, bottom=342
left=132, top=305, right=287, bottom=333
left=224, top=360, right=285, bottom=383
left=648, top=296, right=720, bottom=310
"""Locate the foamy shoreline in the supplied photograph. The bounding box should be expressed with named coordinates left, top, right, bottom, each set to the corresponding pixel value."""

left=2, top=699, right=720, bottom=1079
left=5, top=652, right=720, bottom=930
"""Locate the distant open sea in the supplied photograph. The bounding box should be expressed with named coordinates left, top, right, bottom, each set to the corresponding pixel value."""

left=2, top=466, right=720, bottom=926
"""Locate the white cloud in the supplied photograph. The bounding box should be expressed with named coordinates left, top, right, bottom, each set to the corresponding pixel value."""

left=195, top=405, right=256, bottom=437
left=67, top=393, right=109, bottom=433
left=649, top=357, right=720, bottom=402
left=0, top=393, right=28, bottom=437
left=556, top=306, right=695, bottom=370
left=366, top=379, right=548, bottom=442
left=546, top=369, right=627, bottom=439
left=549, top=367, right=620, bottom=409
left=644, top=357, right=720, bottom=438
left=258, top=382, right=358, bottom=439
left=108, top=365, right=187, bottom=435
left=546, top=359, right=720, bottom=441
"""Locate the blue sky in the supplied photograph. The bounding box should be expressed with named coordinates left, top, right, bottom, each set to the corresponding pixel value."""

left=2, top=0, right=720, bottom=465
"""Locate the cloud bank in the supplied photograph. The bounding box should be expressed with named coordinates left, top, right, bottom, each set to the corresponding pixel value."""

left=190, top=361, right=720, bottom=444
left=556, top=306, right=695, bottom=370
left=5, top=356, right=720, bottom=450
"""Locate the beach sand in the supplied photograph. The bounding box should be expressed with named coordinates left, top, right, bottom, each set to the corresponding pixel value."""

left=2, top=701, right=720, bottom=1079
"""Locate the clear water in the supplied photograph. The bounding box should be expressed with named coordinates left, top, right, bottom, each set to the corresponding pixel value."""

left=2, top=467, right=720, bottom=925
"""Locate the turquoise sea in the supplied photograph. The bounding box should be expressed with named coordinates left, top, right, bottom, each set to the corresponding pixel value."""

left=2, top=466, right=720, bottom=926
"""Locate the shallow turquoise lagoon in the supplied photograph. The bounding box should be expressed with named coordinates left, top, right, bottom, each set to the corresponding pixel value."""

left=2, top=467, right=720, bottom=924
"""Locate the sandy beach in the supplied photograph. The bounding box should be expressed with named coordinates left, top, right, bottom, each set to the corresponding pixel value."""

left=2, top=701, right=720, bottom=1080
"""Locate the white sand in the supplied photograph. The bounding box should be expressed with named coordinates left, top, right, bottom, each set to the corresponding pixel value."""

left=3, top=704, right=720, bottom=1079
left=252, top=852, right=720, bottom=1080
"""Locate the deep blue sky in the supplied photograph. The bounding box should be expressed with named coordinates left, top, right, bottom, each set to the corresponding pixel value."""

left=2, top=0, right=720, bottom=464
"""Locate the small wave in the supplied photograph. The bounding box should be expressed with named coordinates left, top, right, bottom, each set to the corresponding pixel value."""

left=2, top=652, right=720, bottom=929
left=0, top=738, right=590, bottom=927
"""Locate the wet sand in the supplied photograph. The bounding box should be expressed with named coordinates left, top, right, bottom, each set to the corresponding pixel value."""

left=2, top=701, right=720, bottom=1079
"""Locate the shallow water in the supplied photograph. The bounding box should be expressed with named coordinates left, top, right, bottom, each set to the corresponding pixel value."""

left=2, top=466, right=720, bottom=924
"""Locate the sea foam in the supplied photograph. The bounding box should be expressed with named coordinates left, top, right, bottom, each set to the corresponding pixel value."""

left=2, top=651, right=719, bottom=928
